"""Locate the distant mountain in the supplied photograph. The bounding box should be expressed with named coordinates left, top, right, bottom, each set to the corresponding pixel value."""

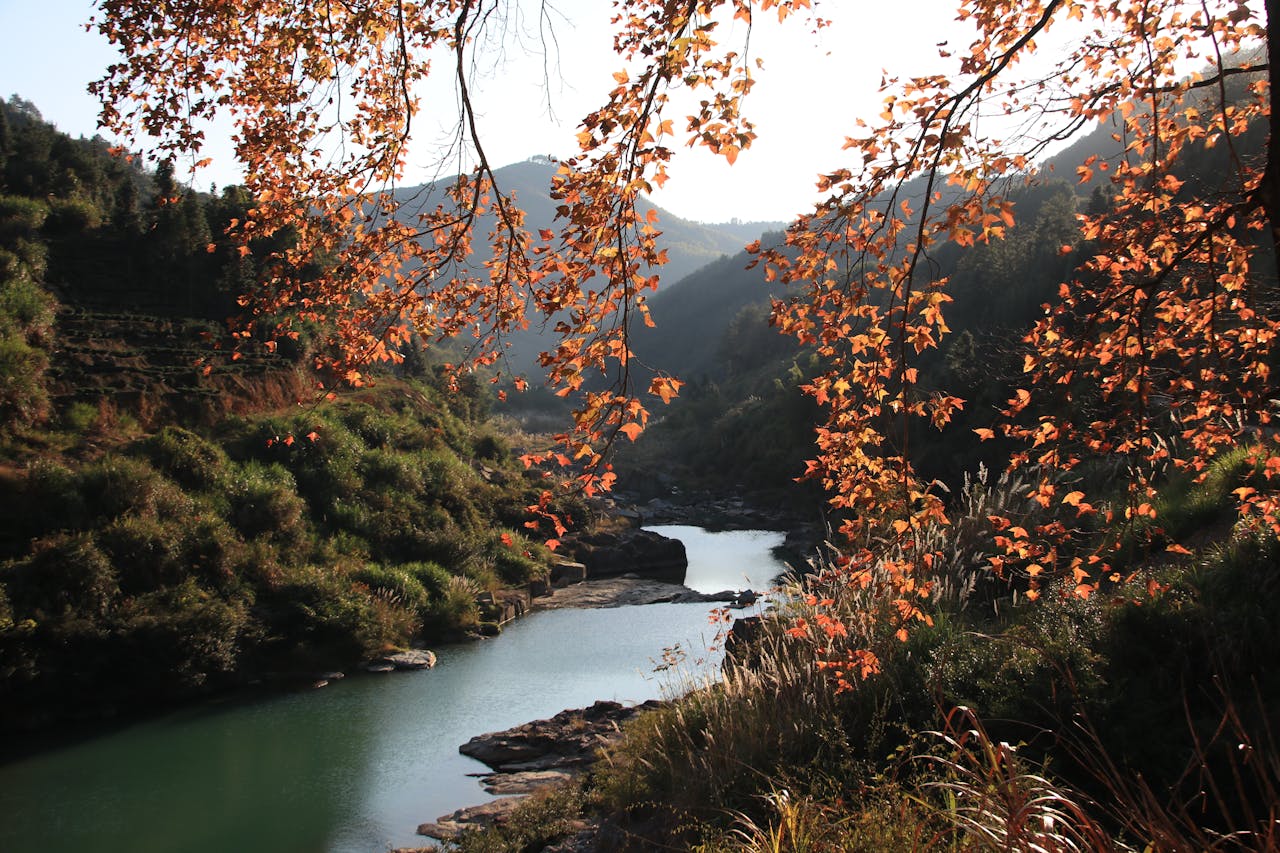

left=393, top=157, right=754, bottom=290
left=631, top=230, right=788, bottom=382
left=391, top=157, right=758, bottom=375
left=703, top=219, right=788, bottom=243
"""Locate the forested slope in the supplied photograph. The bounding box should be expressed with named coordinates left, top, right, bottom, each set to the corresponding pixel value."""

left=0, top=98, right=575, bottom=729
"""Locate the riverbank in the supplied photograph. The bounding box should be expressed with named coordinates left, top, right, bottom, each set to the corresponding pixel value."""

left=0, top=526, right=793, bottom=853
left=402, top=524, right=793, bottom=849
left=412, top=700, right=665, bottom=844
left=533, top=575, right=751, bottom=609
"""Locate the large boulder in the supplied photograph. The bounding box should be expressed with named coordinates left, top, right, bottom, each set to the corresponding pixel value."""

left=459, top=699, right=665, bottom=773
left=566, top=529, right=687, bottom=581
left=550, top=559, right=587, bottom=587
left=365, top=649, right=437, bottom=671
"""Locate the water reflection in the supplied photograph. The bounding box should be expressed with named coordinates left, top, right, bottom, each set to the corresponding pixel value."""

left=647, top=525, right=788, bottom=593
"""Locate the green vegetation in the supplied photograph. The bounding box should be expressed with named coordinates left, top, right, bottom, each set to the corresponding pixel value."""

left=618, top=179, right=1088, bottom=499
left=2, top=85, right=1277, bottom=853
left=0, top=98, right=579, bottom=727
left=0, top=378, right=569, bottom=725
left=452, top=450, right=1280, bottom=851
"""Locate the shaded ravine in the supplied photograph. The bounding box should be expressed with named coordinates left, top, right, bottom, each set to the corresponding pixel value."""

left=0, top=527, right=787, bottom=853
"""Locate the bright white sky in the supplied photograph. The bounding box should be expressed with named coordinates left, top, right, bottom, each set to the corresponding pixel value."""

left=0, top=0, right=964, bottom=223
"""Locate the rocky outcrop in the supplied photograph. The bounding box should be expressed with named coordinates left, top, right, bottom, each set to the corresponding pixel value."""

left=459, top=699, right=663, bottom=773
left=479, top=769, right=575, bottom=795
left=478, top=590, right=530, bottom=624
left=565, top=529, right=687, bottom=581
left=534, top=576, right=740, bottom=610
left=602, top=490, right=804, bottom=530
left=416, top=796, right=526, bottom=841
left=417, top=700, right=664, bottom=842
left=550, top=560, right=587, bottom=587
left=363, top=649, right=436, bottom=672
left=723, top=615, right=767, bottom=670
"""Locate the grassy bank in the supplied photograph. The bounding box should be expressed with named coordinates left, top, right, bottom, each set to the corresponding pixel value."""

left=0, top=374, right=581, bottom=729
left=450, top=450, right=1280, bottom=851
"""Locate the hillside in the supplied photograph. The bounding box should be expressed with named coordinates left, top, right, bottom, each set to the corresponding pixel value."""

left=0, top=98, right=581, bottom=729
left=390, top=157, right=783, bottom=379
left=393, top=157, right=766, bottom=289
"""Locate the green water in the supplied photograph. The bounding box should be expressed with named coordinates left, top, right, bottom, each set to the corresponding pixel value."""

left=0, top=527, right=787, bottom=853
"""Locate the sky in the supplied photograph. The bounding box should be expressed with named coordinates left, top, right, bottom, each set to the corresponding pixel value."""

left=0, top=0, right=964, bottom=224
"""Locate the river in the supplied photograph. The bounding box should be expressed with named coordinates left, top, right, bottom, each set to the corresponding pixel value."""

left=0, top=525, right=788, bottom=853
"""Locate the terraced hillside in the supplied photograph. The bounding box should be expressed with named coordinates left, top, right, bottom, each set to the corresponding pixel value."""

left=48, top=309, right=308, bottom=427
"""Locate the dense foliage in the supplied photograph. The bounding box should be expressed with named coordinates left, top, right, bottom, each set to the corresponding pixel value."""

left=0, top=97, right=572, bottom=728
left=0, top=373, right=568, bottom=726
left=456, top=449, right=1280, bottom=851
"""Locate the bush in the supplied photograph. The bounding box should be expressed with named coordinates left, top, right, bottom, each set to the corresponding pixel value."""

left=146, top=426, right=231, bottom=491
left=0, top=271, right=56, bottom=337
left=422, top=574, right=480, bottom=636
left=61, top=400, right=99, bottom=434
left=404, top=560, right=452, bottom=598
left=0, top=331, right=49, bottom=426
left=181, top=514, right=249, bottom=590
left=97, top=514, right=185, bottom=594
left=929, top=583, right=1105, bottom=729
left=3, top=532, right=119, bottom=620
left=473, top=428, right=509, bottom=461
left=113, top=581, right=248, bottom=689
left=228, top=462, right=309, bottom=545
left=42, top=197, right=103, bottom=234
left=339, top=403, right=400, bottom=448
left=257, top=564, right=394, bottom=658
left=358, top=447, right=424, bottom=494
left=351, top=563, right=431, bottom=613
left=0, top=195, right=48, bottom=240
left=488, top=530, right=548, bottom=585
left=74, top=455, right=171, bottom=523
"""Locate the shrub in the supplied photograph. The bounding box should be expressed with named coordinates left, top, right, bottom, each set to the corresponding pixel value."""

left=146, top=426, right=231, bottom=491
left=358, top=447, right=424, bottom=494
left=61, top=400, right=99, bottom=434
left=0, top=195, right=48, bottom=240
left=404, top=560, right=452, bottom=598
left=257, top=564, right=392, bottom=658
left=472, top=428, right=509, bottom=461
left=0, top=331, right=49, bottom=426
left=929, top=583, right=1106, bottom=730
left=488, top=530, right=548, bottom=585
left=181, top=514, right=249, bottom=591
left=113, top=581, right=248, bottom=689
left=75, top=455, right=171, bottom=523
left=3, top=532, right=119, bottom=620
left=339, top=403, right=399, bottom=448
left=227, top=462, right=308, bottom=545
left=351, top=563, right=431, bottom=613
left=422, top=574, right=479, bottom=636
left=42, top=197, right=103, bottom=234
left=0, top=272, right=56, bottom=336
left=97, top=514, right=186, bottom=594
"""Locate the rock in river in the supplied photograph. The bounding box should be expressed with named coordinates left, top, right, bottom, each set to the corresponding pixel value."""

left=565, top=529, right=687, bottom=581
left=418, top=700, right=664, bottom=841
left=364, top=649, right=437, bottom=672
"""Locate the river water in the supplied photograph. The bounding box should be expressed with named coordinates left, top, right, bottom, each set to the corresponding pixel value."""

left=0, top=526, right=788, bottom=853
